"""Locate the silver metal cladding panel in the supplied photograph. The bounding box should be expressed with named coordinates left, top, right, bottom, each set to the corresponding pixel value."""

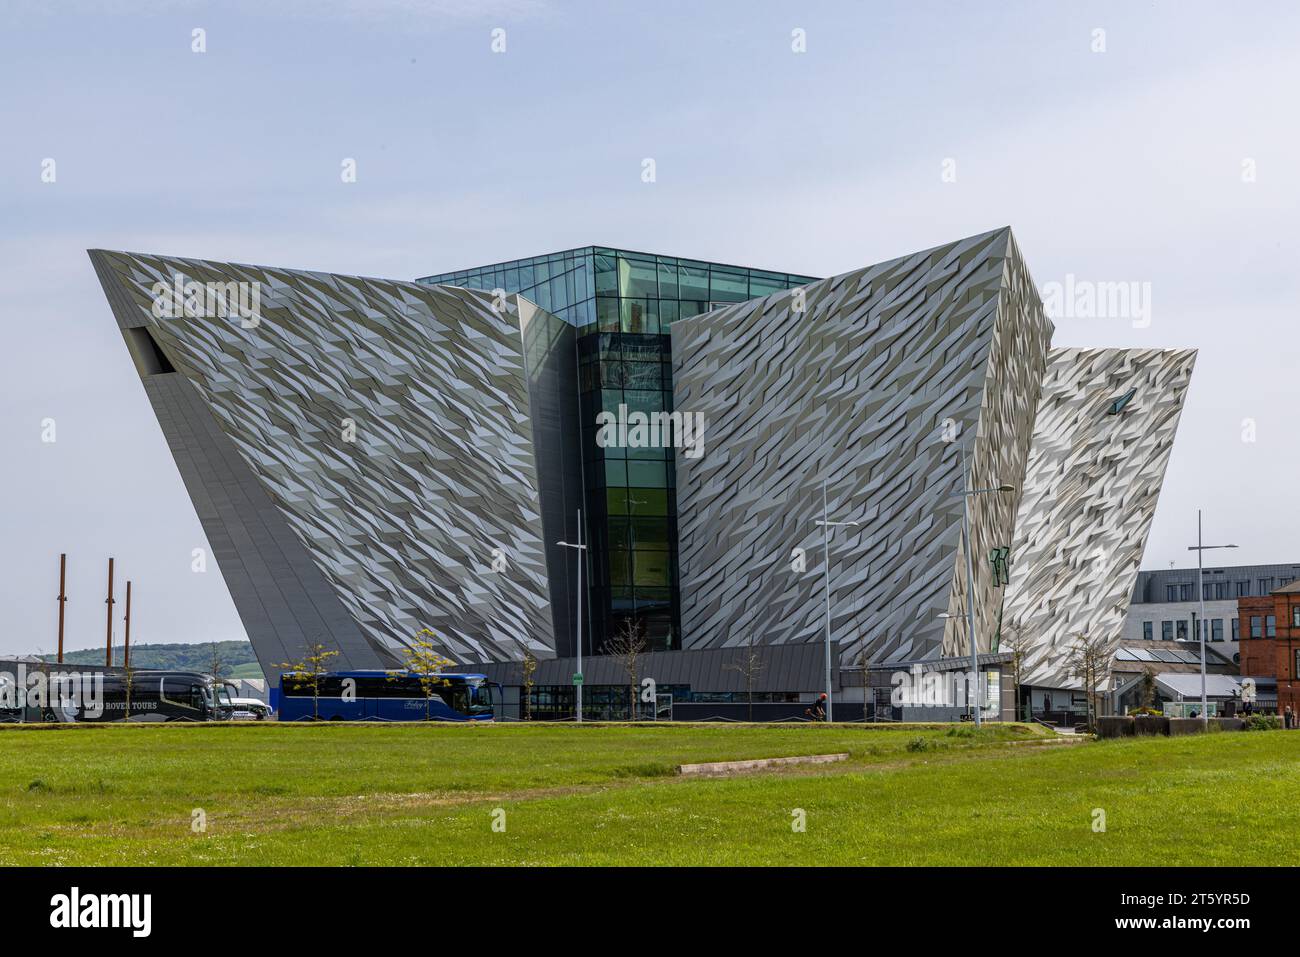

left=90, top=250, right=555, bottom=668
left=1005, top=347, right=1197, bottom=690
left=672, top=228, right=1052, bottom=667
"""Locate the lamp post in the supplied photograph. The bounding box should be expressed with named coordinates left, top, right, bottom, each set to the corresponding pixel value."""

left=557, top=509, right=587, bottom=723
left=949, top=450, right=1015, bottom=729
left=813, top=477, right=859, bottom=723
left=1187, top=510, right=1237, bottom=727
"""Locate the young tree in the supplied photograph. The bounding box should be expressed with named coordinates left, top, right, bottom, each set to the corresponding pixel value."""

left=1001, top=623, right=1032, bottom=721
left=1139, top=667, right=1157, bottom=712
left=206, top=642, right=227, bottom=685
left=724, top=634, right=766, bottom=722
left=605, top=618, right=647, bottom=720
left=855, top=647, right=881, bottom=722
left=391, top=628, right=456, bottom=721
left=275, top=640, right=341, bottom=721
left=1067, top=632, right=1109, bottom=732
left=122, top=659, right=137, bottom=721
left=520, top=648, right=538, bottom=721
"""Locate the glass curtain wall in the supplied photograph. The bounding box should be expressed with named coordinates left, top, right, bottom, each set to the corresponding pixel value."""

left=420, top=247, right=817, bottom=655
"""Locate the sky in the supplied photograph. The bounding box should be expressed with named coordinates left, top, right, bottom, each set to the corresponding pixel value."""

left=2, top=0, right=1298, bottom=657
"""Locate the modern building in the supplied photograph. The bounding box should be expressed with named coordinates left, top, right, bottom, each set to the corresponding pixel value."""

left=419, top=247, right=818, bottom=653
left=1238, top=579, right=1300, bottom=717
left=1121, top=563, right=1300, bottom=665
left=1006, top=347, right=1197, bottom=699
left=91, top=252, right=575, bottom=670
left=91, top=228, right=1197, bottom=720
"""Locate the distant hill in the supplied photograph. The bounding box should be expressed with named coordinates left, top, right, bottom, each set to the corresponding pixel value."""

left=43, top=640, right=263, bottom=681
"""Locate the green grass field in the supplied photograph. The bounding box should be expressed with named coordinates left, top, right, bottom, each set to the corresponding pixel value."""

left=1, top=722, right=1293, bottom=866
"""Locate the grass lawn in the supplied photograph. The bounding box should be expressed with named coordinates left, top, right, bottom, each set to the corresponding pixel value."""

left=0, top=722, right=1292, bottom=865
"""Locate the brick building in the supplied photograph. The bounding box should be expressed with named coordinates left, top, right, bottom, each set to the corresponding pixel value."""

left=1238, top=580, right=1300, bottom=716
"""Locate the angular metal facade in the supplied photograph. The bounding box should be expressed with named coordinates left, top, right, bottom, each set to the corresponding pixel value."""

left=1004, top=347, right=1197, bottom=689
left=91, top=250, right=565, bottom=673
left=671, top=228, right=1054, bottom=667
left=91, top=232, right=1196, bottom=700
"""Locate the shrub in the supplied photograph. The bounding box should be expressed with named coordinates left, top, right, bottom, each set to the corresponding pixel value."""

left=906, top=737, right=930, bottom=752
left=1245, top=714, right=1282, bottom=732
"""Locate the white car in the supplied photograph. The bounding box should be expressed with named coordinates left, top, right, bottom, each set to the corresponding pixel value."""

left=229, top=697, right=272, bottom=720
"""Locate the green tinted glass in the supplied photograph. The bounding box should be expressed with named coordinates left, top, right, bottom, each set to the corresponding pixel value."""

left=619, top=257, right=659, bottom=298
left=679, top=265, right=709, bottom=299
left=626, top=460, right=666, bottom=487
left=626, top=488, right=668, bottom=515
left=657, top=261, right=679, bottom=299
left=710, top=269, right=748, bottom=302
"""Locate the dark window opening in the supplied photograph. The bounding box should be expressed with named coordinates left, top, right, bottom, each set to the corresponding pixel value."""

left=125, top=325, right=176, bottom=376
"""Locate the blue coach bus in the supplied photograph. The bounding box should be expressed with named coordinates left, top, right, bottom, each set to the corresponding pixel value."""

left=277, top=670, right=497, bottom=721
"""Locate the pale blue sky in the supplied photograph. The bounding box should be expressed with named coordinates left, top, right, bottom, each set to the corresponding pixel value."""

left=2, top=0, right=1298, bottom=656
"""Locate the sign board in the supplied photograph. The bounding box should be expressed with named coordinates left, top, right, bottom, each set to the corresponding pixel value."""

left=572, top=673, right=583, bottom=686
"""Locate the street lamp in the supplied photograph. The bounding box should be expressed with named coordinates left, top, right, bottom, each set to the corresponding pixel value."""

left=948, top=449, right=1015, bottom=729
left=556, top=508, right=587, bottom=723
left=813, top=477, right=859, bottom=723
left=1187, top=509, right=1237, bottom=727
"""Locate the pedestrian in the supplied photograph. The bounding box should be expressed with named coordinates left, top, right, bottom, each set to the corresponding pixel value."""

left=1286, top=705, right=1294, bottom=729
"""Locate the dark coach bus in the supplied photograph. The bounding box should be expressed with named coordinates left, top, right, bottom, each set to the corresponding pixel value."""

left=278, top=670, right=497, bottom=721
left=69, top=670, right=231, bottom=723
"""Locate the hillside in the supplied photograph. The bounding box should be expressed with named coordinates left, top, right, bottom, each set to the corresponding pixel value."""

left=43, top=640, right=263, bottom=680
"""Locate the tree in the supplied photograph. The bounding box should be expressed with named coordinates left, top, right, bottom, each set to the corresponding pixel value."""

left=605, top=618, right=647, bottom=720
left=1001, top=623, right=1032, bottom=721
left=856, top=647, right=880, bottom=722
left=1139, top=667, right=1157, bottom=712
left=122, top=659, right=137, bottom=721
left=724, top=635, right=766, bottom=722
left=275, top=640, right=341, bottom=721
left=390, top=628, right=456, bottom=721
left=520, top=649, right=538, bottom=721
left=1067, top=632, right=1109, bottom=732
left=206, top=642, right=227, bottom=685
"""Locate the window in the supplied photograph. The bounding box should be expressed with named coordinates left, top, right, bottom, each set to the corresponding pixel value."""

left=1176, top=620, right=1188, bottom=640
left=1142, top=621, right=1153, bottom=641
left=1251, top=616, right=1262, bottom=638
left=1180, top=584, right=1193, bottom=601
left=1166, top=584, right=1179, bottom=602
left=1161, top=620, right=1174, bottom=641
left=1237, top=581, right=1251, bottom=597
left=709, top=269, right=749, bottom=303
left=1260, top=578, right=1275, bottom=594
left=1212, top=619, right=1224, bottom=642
left=1267, top=615, right=1277, bottom=637
left=1293, top=606, right=1300, bottom=629
left=1295, top=649, right=1300, bottom=679
left=656, top=261, right=678, bottom=300
left=626, top=460, right=666, bottom=487
left=618, top=257, right=659, bottom=299
left=161, top=678, right=200, bottom=710
left=1232, top=618, right=1240, bottom=642
left=678, top=264, right=709, bottom=300
left=281, top=675, right=344, bottom=697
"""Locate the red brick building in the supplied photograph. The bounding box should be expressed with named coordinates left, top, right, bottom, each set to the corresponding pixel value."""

left=1238, top=580, right=1300, bottom=716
